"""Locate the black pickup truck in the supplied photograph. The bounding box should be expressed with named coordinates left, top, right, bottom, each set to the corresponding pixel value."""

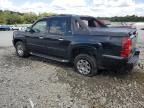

left=13, top=14, right=140, bottom=76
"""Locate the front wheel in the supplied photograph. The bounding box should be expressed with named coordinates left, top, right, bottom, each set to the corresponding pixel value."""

left=15, top=41, right=29, bottom=57
left=74, top=54, right=98, bottom=77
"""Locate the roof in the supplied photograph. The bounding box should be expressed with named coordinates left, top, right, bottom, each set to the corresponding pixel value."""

left=40, top=14, right=96, bottom=21
left=46, top=14, right=94, bottom=18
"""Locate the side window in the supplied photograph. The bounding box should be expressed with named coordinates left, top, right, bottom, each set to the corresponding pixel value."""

left=32, top=20, right=47, bottom=33
left=74, top=20, right=84, bottom=31
left=49, top=19, right=67, bottom=34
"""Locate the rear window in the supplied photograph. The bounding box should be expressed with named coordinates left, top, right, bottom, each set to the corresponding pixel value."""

left=49, top=18, right=67, bottom=34
left=80, top=17, right=107, bottom=28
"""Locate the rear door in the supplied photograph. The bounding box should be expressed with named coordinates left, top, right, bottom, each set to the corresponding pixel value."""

left=44, top=17, right=72, bottom=58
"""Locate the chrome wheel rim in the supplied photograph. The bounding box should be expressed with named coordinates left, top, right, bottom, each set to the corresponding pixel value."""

left=77, top=59, right=91, bottom=75
left=17, top=45, right=24, bottom=56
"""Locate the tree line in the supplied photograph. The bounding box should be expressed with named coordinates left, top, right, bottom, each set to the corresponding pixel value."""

left=0, top=10, right=144, bottom=24
left=98, top=15, right=144, bottom=22
left=0, top=10, right=55, bottom=24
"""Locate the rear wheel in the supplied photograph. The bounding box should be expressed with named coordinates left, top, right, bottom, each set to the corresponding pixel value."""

left=74, top=54, right=97, bottom=77
left=15, top=41, right=29, bottom=57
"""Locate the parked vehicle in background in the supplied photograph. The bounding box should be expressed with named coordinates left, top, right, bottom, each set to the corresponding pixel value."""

left=13, top=14, right=140, bottom=76
left=10, top=25, right=28, bottom=31
left=10, top=25, right=20, bottom=30
left=0, top=25, right=10, bottom=31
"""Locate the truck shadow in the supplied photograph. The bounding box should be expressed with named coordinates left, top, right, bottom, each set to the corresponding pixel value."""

left=4, top=52, right=144, bottom=85
left=28, top=55, right=144, bottom=86
left=98, top=69, right=131, bottom=79
left=28, top=55, right=133, bottom=79
left=28, top=55, right=72, bottom=67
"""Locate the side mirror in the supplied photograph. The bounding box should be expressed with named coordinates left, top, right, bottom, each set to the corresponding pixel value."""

left=25, top=27, right=31, bottom=32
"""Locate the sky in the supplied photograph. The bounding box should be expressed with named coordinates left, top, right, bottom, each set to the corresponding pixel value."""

left=0, top=0, right=144, bottom=17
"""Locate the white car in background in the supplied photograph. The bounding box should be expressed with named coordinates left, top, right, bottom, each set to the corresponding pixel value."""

left=10, top=26, right=20, bottom=30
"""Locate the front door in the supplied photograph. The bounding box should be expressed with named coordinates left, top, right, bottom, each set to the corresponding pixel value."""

left=25, top=20, right=48, bottom=54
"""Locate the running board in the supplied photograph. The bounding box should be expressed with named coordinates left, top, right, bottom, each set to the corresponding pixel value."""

left=30, top=52, right=69, bottom=63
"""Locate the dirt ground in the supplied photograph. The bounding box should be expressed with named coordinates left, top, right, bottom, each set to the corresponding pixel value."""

left=0, top=31, right=144, bottom=108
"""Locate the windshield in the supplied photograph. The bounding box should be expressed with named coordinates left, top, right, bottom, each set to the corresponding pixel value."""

left=80, top=17, right=107, bottom=28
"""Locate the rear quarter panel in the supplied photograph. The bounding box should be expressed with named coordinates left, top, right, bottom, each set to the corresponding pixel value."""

left=69, top=34, right=123, bottom=57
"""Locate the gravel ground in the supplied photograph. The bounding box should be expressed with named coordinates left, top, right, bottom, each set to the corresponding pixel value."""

left=0, top=30, right=144, bottom=108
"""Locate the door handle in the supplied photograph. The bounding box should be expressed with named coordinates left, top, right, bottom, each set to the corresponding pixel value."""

left=25, top=35, right=30, bottom=37
left=58, top=38, right=64, bottom=41
left=39, top=36, right=44, bottom=39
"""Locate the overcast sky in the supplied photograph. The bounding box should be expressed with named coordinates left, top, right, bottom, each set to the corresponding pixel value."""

left=0, top=0, right=144, bottom=17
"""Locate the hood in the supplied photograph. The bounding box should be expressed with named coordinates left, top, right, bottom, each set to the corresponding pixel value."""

left=89, top=27, right=136, bottom=36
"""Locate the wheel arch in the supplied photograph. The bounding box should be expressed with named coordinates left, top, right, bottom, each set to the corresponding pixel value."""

left=69, top=43, right=103, bottom=68
left=13, top=39, right=25, bottom=47
left=70, top=46, right=97, bottom=61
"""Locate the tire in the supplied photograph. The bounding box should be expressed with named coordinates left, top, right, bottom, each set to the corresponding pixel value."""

left=74, top=54, right=98, bottom=77
left=15, top=41, right=29, bottom=57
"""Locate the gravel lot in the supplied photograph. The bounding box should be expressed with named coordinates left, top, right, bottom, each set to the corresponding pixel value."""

left=0, top=29, right=144, bottom=108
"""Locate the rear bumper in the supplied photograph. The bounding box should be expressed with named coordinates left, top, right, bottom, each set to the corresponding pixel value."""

left=101, top=48, right=140, bottom=71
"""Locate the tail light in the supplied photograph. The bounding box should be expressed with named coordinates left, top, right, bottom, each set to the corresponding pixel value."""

left=121, top=37, right=132, bottom=57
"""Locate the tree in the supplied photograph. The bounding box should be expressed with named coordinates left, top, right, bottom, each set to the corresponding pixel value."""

left=0, top=10, right=144, bottom=24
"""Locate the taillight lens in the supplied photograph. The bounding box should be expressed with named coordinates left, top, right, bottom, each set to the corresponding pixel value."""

left=121, top=37, right=132, bottom=57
